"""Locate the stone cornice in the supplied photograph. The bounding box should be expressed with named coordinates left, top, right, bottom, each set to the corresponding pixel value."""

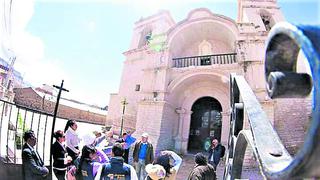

left=238, top=60, right=264, bottom=65
left=140, top=90, right=167, bottom=94
left=134, top=10, right=175, bottom=29
left=138, top=100, right=167, bottom=106
left=237, top=38, right=266, bottom=43
left=142, top=66, right=169, bottom=72
left=171, top=63, right=241, bottom=73
left=242, top=5, right=279, bottom=9
left=123, top=46, right=148, bottom=56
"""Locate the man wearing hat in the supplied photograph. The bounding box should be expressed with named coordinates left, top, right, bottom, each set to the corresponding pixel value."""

left=145, top=164, right=166, bottom=180
left=133, top=132, right=154, bottom=180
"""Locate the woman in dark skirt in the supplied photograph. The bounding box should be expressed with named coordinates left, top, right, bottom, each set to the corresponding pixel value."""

left=64, top=120, right=81, bottom=163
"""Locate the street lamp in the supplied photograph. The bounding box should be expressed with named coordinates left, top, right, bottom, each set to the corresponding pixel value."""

left=120, top=98, right=128, bottom=137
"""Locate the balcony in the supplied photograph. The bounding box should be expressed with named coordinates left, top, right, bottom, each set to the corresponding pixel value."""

left=172, top=53, right=237, bottom=68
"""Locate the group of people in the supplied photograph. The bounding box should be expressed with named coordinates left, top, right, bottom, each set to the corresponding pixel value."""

left=22, top=119, right=224, bottom=180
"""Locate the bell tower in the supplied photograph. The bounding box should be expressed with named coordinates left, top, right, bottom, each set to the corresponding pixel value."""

left=235, top=0, right=285, bottom=122
left=237, top=0, right=285, bottom=32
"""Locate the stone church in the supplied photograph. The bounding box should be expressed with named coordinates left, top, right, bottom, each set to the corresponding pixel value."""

left=107, top=0, right=311, bottom=155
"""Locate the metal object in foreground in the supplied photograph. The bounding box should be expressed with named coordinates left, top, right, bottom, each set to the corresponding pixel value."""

left=224, top=22, right=320, bottom=179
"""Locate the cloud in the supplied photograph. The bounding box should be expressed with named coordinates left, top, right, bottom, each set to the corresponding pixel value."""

left=11, top=0, right=35, bottom=34
left=12, top=32, right=44, bottom=64
left=9, top=0, right=70, bottom=87
left=86, top=21, right=96, bottom=32
left=8, top=0, right=105, bottom=106
left=14, top=58, right=70, bottom=87
left=11, top=0, right=42, bottom=62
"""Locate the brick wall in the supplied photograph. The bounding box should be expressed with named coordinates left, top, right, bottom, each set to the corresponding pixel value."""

left=274, top=98, right=312, bottom=155
left=13, top=88, right=106, bottom=125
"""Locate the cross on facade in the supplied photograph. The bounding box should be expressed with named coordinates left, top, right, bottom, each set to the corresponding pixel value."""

left=120, top=98, right=128, bottom=137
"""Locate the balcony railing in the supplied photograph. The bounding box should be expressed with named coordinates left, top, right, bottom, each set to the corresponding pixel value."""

left=172, top=53, right=237, bottom=68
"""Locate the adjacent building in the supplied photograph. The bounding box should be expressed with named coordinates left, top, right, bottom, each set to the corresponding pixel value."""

left=13, top=87, right=107, bottom=125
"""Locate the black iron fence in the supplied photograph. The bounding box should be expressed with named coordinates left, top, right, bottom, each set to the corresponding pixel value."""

left=224, top=23, right=319, bottom=179
left=172, top=53, right=237, bottom=68
left=0, top=99, right=54, bottom=165
left=0, top=97, right=104, bottom=179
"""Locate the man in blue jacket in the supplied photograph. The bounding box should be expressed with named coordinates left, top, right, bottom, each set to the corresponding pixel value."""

left=133, top=132, right=154, bottom=180
left=208, top=138, right=223, bottom=169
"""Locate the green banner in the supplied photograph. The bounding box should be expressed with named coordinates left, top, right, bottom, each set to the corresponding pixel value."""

left=148, top=33, right=167, bottom=52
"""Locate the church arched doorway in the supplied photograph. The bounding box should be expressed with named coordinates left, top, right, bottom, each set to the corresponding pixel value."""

left=188, top=96, right=223, bottom=152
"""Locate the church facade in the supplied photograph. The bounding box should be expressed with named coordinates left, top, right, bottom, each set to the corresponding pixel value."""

left=107, top=0, right=310, bottom=154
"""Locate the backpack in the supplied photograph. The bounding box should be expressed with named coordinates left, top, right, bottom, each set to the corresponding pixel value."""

left=220, top=145, right=226, bottom=158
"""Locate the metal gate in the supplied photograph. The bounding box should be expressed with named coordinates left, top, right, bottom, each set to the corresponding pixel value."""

left=0, top=99, right=59, bottom=179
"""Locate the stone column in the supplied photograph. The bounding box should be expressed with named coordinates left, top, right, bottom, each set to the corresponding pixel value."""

left=174, top=108, right=193, bottom=154
left=181, top=110, right=193, bottom=154
left=174, top=108, right=185, bottom=153
left=221, top=110, right=230, bottom=146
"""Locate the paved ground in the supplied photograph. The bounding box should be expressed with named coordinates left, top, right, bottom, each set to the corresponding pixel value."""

left=176, top=153, right=225, bottom=180
left=176, top=154, right=263, bottom=180
left=52, top=152, right=263, bottom=180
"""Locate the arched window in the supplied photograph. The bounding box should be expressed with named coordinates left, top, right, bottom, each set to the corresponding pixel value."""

left=198, top=40, right=213, bottom=56
left=259, top=10, right=275, bottom=31
left=138, top=26, right=152, bottom=48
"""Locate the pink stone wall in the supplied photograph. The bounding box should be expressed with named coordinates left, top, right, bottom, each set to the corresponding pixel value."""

left=106, top=93, right=120, bottom=126
left=157, top=103, right=176, bottom=150
left=133, top=101, right=167, bottom=148
left=274, top=98, right=312, bottom=155
left=107, top=2, right=311, bottom=159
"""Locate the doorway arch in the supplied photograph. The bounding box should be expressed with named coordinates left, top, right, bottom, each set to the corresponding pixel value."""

left=187, top=96, right=223, bottom=152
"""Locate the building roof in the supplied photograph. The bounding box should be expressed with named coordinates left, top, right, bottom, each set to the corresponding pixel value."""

left=33, top=86, right=107, bottom=115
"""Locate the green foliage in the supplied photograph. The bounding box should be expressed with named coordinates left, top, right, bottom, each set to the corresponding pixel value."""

left=148, top=33, right=167, bottom=52
left=18, top=113, right=25, bottom=130
left=15, top=113, right=29, bottom=149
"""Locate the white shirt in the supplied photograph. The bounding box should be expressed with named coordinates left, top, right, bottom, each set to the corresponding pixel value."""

left=26, top=143, right=42, bottom=164
left=129, top=164, right=139, bottom=180
left=65, top=127, right=81, bottom=153
left=169, top=151, right=182, bottom=172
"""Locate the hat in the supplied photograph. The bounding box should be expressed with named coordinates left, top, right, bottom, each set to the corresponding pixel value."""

left=83, top=134, right=96, bottom=146
left=145, top=164, right=166, bottom=180
left=141, top=132, right=149, bottom=138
